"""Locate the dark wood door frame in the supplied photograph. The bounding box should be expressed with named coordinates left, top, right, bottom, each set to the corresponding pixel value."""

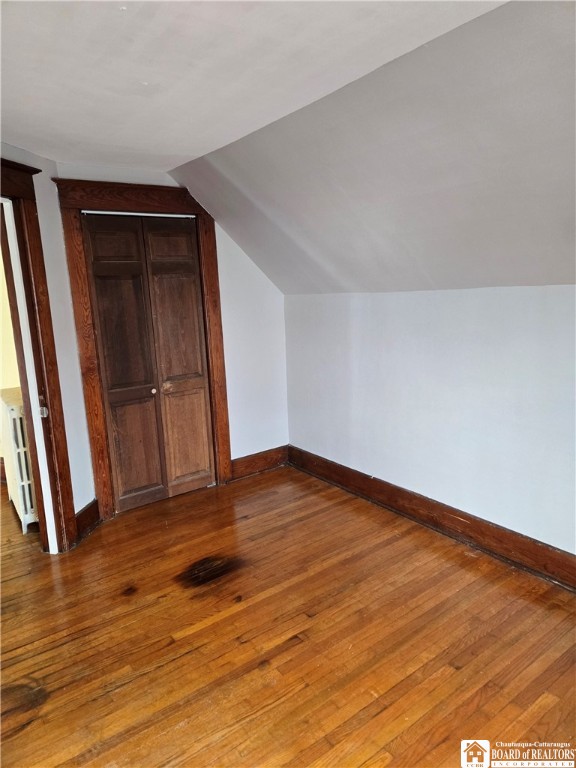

left=1, top=158, right=76, bottom=552
left=55, top=179, right=232, bottom=521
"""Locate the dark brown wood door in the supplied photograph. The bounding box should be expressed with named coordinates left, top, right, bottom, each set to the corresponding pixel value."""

left=143, top=218, right=215, bottom=496
left=82, top=215, right=215, bottom=512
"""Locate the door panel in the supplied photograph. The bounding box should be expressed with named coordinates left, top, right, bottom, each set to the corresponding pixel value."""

left=163, top=389, right=212, bottom=490
left=92, top=230, right=141, bottom=262
left=147, top=231, right=192, bottom=260
left=152, top=273, right=203, bottom=379
left=94, top=274, right=153, bottom=389
left=111, top=397, right=165, bottom=505
left=144, top=218, right=215, bottom=496
left=83, top=215, right=167, bottom=510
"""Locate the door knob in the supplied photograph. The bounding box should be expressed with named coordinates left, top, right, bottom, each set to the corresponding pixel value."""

left=151, top=388, right=157, bottom=395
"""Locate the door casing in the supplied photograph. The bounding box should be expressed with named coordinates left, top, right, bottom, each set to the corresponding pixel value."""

left=1, top=159, right=77, bottom=552
left=55, top=179, right=232, bottom=521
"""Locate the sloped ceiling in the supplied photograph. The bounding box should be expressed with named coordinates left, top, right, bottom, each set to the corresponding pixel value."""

left=0, top=1, right=503, bottom=169
left=172, top=2, right=575, bottom=294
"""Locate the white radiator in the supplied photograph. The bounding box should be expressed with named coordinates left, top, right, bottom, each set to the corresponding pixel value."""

left=1, top=387, right=37, bottom=533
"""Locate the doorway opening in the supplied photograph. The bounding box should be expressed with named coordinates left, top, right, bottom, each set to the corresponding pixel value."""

left=1, top=158, right=78, bottom=553
left=1, top=198, right=54, bottom=550
left=0, top=224, right=37, bottom=533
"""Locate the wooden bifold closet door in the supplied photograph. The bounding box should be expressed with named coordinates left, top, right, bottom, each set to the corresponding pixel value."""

left=82, top=214, right=215, bottom=512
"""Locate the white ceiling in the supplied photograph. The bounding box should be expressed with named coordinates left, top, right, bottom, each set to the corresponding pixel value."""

left=172, top=1, right=575, bottom=293
left=1, top=1, right=504, bottom=170
left=2, top=1, right=573, bottom=295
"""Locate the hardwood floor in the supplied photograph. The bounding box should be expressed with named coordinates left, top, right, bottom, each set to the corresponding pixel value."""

left=1, top=468, right=574, bottom=767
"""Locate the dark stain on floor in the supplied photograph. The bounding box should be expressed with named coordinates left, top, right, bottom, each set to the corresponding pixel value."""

left=176, top=555, right=243, bottom=587
left=1, top=682, right=49, bottom=739
left=121, top=584, right=138, bottom=596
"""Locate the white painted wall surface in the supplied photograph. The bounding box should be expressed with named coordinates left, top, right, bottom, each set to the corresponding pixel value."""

left=286, top=286, right=576, bottom=554
left=0, top=258, right=20, bottom=390
left=0, top=254, right=21, bottom=458
left=1, top=143, right=95, bottom=512
left=216, top=226, right=288, bottom=459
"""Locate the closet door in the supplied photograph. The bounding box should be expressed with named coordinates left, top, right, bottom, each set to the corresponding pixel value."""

left=143, top=218, right=215, bottom=495
left=83, top=215, right=167, bottom=511
left=83, top=214, right=216, bottom=513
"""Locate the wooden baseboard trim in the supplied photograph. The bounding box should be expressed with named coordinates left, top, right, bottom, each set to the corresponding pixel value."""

left=231, top=446, right=289, bottom=481
left=288, top=445, right=575, bottom=591
left=0, top=457, right=5, bottom=483
left=75, top=498, right=101, bottom=542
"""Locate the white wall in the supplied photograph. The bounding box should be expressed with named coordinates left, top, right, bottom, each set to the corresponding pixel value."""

left=286, top=286, right=575, bottom=554
left=1, top=143, right=95, bottom=512
left=0, top=258, right=20, bottom=390
left=0, top=229, right=21, bottom=459
left=216, top=226, right=288, bottom=458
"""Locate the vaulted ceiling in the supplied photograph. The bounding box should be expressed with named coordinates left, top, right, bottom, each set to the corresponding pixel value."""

left=172, top=2, right=575, bottom=293
left=2, top=1, right=574, bottom=294
left=0, top=1, right=503, bottom=169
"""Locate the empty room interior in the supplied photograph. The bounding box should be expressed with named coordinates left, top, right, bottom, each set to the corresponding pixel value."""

left=1, top=2, right=574, bottom=767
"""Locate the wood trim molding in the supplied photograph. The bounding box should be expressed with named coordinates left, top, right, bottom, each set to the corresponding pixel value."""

left=1, top=159, right=41, bottom=199
left=231, top=446, right=289, bottom=481
left=59, top=208, right=115, bottom=520
left=0, top=457, right=5, bottom=484
left=288, top=446, right=576, bottom=591
left=55, top=178, right=232, bottom=519
left=75, top=498, right=101, bottom=541
left=197, top=215, right=231, bottom=483
left=55, top=179, right=209, bottom=215
left=17, top=199, right=77, bottom=549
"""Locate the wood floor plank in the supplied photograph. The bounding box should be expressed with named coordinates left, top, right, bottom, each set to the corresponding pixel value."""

left=1, top=468, right=574, bottom=768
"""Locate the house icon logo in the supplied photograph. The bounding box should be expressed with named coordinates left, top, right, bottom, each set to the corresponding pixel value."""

left=461, top=740, right=490, bottom=768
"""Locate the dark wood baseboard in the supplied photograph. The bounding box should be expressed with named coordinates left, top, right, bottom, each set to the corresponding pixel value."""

left=74, top=498, right=101, bottom=542
left=231, top=446, right=289, bottom=481
left=288, top=445, right=576, bottom=591
left=0, top=457, right=5, bottom=483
